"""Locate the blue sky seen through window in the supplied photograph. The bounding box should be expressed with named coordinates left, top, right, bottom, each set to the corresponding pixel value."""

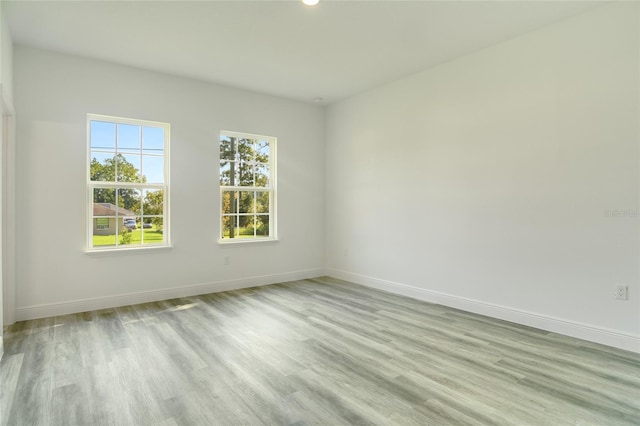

left=90, top=121, right=165, bottom=184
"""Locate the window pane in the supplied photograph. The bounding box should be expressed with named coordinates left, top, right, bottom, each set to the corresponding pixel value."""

left=92, top=231, right=116, bottom=247
left=238, top=215, right=252, bottom=232
left=90, top=121, right=116, bottom=150
left=93, top=188, right=117, bottom=247
left=237, top=162, right=254, bottom=186
left=238, top=138, right=255, bottom=162
left=220, top=161, right=237, bottom=186
left=90, top=153, right=116, bottom=182
left=256, top=139, right=270, bottom=163
left=121, top=226, right=141, bottom=246
left=119, top=154, right=142, bottom=183
left=220, top=136, right=236, bottom=161
left=122, top=216, right=139, bottom=231
left=255, top=164, right=269, bottom=187
left=117, top=124, right=141, bottom=153
left=238, top=191, right=254, bottom=214
left=93, top=187, right=116, bottom=206
left=222, top=215, right=238, bottom=239
left=117, top=188, right=141, bottom=216
left=142, top=127, right=164, bottom=155
left=141, top=211, right=163, bottom=243
left=95, top=217, right=110, bottom=229
left=143, top=189, right=164, bottom=217
left=256, top=215, right=270, bottom=237
left=92, top=217, right=117, bottom=246
left=256, top=191, right=269, bottom=214
left=142, top=155, right=164, bottom=184
left=142, top=217, right=164, bottom=244
left=221, top=191, right=236, bottom=215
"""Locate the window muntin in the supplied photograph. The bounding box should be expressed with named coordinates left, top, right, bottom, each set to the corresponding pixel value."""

left=220, top=131, right=276, bottom=241
left=88, top=114, right=170, bottom=250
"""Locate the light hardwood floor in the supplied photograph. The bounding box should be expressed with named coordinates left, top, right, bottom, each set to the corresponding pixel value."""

left=1, top=277, right=639, bottom=425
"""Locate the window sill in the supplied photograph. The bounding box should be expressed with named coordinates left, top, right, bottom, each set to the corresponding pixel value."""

left=218, top=238, right=278, bottom=245
left=85, top=244, right=173, bottom=256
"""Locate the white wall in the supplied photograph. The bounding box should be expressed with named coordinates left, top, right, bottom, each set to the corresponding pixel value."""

left=0, top=1, right=15, bottom=357
left=325, top=3, right=639, bottom=351
left=13, top=46, right=325, bottom=319
left=0, top=3, right=13, bottom=109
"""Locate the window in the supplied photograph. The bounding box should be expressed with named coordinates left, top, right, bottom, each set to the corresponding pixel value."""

left=95, top=218, right=110, bottom=230
left=220, top=131, right=276, bottom=242
left=87, top=114, right=170, bottom=250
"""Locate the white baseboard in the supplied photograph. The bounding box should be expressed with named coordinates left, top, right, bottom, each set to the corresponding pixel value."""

left=326, top=268, right=640, bottom=354
left=15, top=268, right=325, bottom=322
left=14, top=267, right=639, bottom=353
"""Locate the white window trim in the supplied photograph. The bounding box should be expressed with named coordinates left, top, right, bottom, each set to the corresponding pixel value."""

left=218, top=130, right=277, bottom=244
left=86, top=113, right=171, bottom=252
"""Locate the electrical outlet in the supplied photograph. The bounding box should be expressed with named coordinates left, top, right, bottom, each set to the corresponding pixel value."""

left=224, top=255, right=230, bottom=266
left=615, top=285, right=628, bottom=300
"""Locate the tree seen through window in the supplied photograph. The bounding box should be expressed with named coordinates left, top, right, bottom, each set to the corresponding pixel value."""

left=220, top=132, right=275, bottom=240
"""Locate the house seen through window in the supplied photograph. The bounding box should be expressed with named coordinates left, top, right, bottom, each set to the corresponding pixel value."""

left=220, top=131, right=276, bottom=241
left=88, top=114, right=170, bottom=249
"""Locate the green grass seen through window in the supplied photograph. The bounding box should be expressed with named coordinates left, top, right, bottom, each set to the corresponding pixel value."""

left=93, top=226, right=164, bottom=247
left=222, top=227, right=269, bottom=239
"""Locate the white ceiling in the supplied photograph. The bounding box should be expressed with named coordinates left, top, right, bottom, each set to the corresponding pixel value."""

left=4, top=0, right=602, bottom=104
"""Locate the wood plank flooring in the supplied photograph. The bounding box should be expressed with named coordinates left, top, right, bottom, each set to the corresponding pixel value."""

left=1, top=277, right=639, bottom=425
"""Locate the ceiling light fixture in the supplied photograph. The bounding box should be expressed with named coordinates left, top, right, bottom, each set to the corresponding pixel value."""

left=303, top=0, right=320, bottom=6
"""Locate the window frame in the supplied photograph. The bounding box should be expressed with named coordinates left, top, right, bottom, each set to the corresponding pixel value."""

left=86, top=114, right=171, bottom=252
left=219, top=130, right=277, bottom=244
